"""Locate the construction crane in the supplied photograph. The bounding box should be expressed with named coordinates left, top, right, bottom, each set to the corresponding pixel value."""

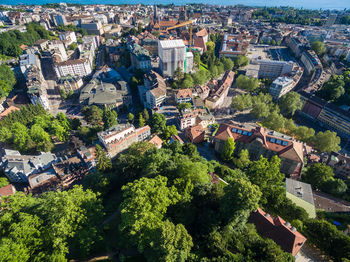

left=166, top=20, right=194, bottom=52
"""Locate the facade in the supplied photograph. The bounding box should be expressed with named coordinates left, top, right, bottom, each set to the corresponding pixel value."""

left=178, top=107, right=215, bottom=130
left=158, top=39, right=188, bottom=77
left=269, top=77, right=294, bottom=100
left=176, top=89, right=193, bottom=104
left=59, top=31, right=77, bottom=44
left=0, top=149, right=58, bottom=183
left=185, top=125, right=205, bottom=143
left=300, top=50, right=322, bottom=75
left=54, top=59, right=92, bottom=77
left=326, top=152, right=350, bottom=179
left=98, top=124, right=151, bottom=158
left=251, top=59, right=295, bottom=79
left=80, top=19, right=104, bottom=35
left=214, top=122, right=305, bottom=175
left=129, top=44, right=152, bottom=72
left=219, top=33, right=249, bottom=58
left=249, top=208, right=307, bottom=257
left=54, top=14, right=67, bottom=26
left=285, top=178, right=316, bottom=218
left=138, top=70, right=167, bottom=109
left=205, top=71, right=235, bottom=110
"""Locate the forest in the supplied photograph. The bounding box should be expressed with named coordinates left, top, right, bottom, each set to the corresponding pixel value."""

left=1, top=141, right=349, bottom=261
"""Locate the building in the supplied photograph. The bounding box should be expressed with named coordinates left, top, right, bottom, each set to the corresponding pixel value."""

left=205, top=71, right=235, bottom=110
left=148, top=135, right=163, bottom=149
left=300, top=50, right=322, bottom=75
left=326, top=152, right=350, bottom=179
left=54, top=59, right=92, bottom=78
left=53, top=14, right=67, bottom=26
left=269, top=77, right=294, bottom=100
left=59, top=31, right=77, bottom=44
left=169, top=134, right=184, bottom=145
left=249, top=208, right=307, bottom=257
left=0, top=149, right=58, bottom=183
left=214, top=122, right=305, bottom=175
left=79, top=79, right=131, bottom=110
left=178, top=107, right=215, bottom=130
left=285, top=178, right=316, bottom=218
left=251, top=59, right=295, bottom=79
left=138, top=70, right=167, bottom=109
left=186, top=125, right=205, bottom=143
left=158, top=39, right=193, bottom=76
left=219, top=33, right=249, bottom=58
left=57, top=76, right=83, bottom=94
left=80, top=19, right=104, bottom=35
left=129, top=44, right=152, bottom=72
left=176, top=89, right=193, bottom=104
left=77, top=146, right=97, bottom=170
left=193, top=28, right=209, bottom=52
left=0, top=184, right=16, bottom=199
left=98, top=124, right=151, bottom=158
left=325, top=14, right=337, bottom=27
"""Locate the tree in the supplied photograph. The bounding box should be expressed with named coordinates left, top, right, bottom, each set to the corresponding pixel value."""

left=233, top=149, right=250, bottom=169
left=278, top=91, right=303, bottom=116
left=294, top=126, right=315, bottom=141
left=174, top=67, right=184, bottom=81
left=321, top=178, right=348, bottom=196
left=235, top=75, right=260, bottom=91
left=231, top=94, right=252, bottom=111
left=128, top=113, right=134, bottom=123
left=83, top=105, right=103, bottom=124
left=177, top=160, right=210, bottom=184
left=221, top=57, right=234, bottom=71
left=143, top=108, right=150, bottom=122
left=246, top=156, right=285, bottom=207
left=209, top=64, right=219, bottom=79
left=30, top=124, right=53, bottom=152
left=139, top=113, right=146, bottom=127
left=11, top=122, right=30, bottom=151
left=313, top=130, right=341, bottom=153
left=221, top=138, right=235, bottom=162
left=251, top=102, right=270, bottom=119
left=192, top=70, right=208, bottom=85
left=102, top=108, right=118, bottom=130
left=234, top=55, right=249, bottom=68
left=178, top=102, right=192, bottom=111
left=194, top=52, right=201, bottom=68
left=129, top=76, right=139, bottom=91
left=163, top=125, right=178, bottom=140
left=317, top=75, right=346, bottom=102
left=95, top=144, right=112, bottom=172
left=50, top=120, right=68, bottom=142
left=181, top=74, right=194, bottom=89
left=150, top=113, right=166, bottom=134
left=263, top=111, right=285, bottom=131
left=0, top=177, right=9, bottom=188
left=0, top=64, right=16, bottom=98
left=302, top=163, right=334, bottom=190
left=311, top=41, right=326, bottom=56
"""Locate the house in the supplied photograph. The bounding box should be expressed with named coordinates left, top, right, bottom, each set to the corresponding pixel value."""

left=285, top=178, right=316, bottom=218
left=0, top=149, right=58, bottom=183
left=214, top=122, right=305, bottom=175
left=249, top=208, right=307, bottom=257
left=139, top=70, right=167, bottom=109
left=0, top=184, right=16, bottom=199
left=169, top=135, right=184, bottom=145
left=178, top=107, right=215, bottom=130
left=148, top=135, right=163, bottom=149
left=193, top=28, right=209, bottom=53
left=77, top=146, right=97, bottom=170
left=98, top=124, right=151, bottom=158
left=192, top=85, right=210, bottom=101
left=186, top=125, right=205, bottom=143
left=176, top=89, right=193, bottom=104
left=205, top=71, right=235, bottom=110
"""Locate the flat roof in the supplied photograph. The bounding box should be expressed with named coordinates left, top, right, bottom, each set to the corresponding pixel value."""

left=285, top=178, right=314, bottom=206
left=159, top=39, right=185, bottom=49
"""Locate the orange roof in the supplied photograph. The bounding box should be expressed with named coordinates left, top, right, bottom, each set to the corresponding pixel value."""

left=20, top=44, right=28, bottom=50
left=177, top=89, right=193, bottom=99
left=196, top=28, right=208, bottom=37
left=0, top=106, right=20, bottom=119
left=0, top=184, right=16, bottom=198
left=148, top=135, right=163, bottom=148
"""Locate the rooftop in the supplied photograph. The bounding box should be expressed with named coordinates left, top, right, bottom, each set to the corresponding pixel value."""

left=159, top=39, right=185, bottom=49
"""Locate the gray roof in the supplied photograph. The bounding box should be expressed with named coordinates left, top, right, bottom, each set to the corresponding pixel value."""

left=79, top=79, right=123, bottom=106
left=285, top=178, right=315, bottom=206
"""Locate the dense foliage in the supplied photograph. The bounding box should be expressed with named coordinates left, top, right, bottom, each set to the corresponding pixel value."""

left=0, top=64, right=16, bottom=98
left=0, top=22, right=53, bottom=57
left=0, top=104, right=71, bottom=152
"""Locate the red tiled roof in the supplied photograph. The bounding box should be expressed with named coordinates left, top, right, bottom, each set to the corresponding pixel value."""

left=148, top=135, right=163, bottom=148
left=0, top=106, right=20, bottom=119
left=177, top=89, right=193, bottom=99
left=249, top=208, right=307, bottom=256
left=0, top=184, right=16, bottom=197
left=196, top=28, right=208, bottom=37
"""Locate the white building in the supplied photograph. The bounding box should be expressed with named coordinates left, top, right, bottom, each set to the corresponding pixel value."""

left=252, top=59, right=295, bottom=79
left=269, top=77, right=294, bottom=100
left=158, top=39, right=193, bottom=77
left=59, top=31, right=77, bottom=44
left=146, top=87, right=166, bottom=109
left=54, top=59, right=92, bottom=78
left=47, top=40, right=68, bottom=62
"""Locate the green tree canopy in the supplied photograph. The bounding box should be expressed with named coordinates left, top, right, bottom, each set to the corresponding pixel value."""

left=235, top=75, right=260, bottom=91
left=221, top=138, right=236, bottom=162
left=234, top=55, right=249, bottom=68
left=150, top=113, right=166, bottom=134
left=311, top=41, right=326, bottom=56
left=278, top=91, right=303, bottom=116
left=302, top=163, right=334, bottom=190
left=313, top=130, right=341, bottom=153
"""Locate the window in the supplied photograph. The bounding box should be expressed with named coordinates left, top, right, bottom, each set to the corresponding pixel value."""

left=248, top=132, right=252, bottom=136
left=276, top=139, right=282, bottom=145
left=243, top=131, right=248, bottom=135
left=232, top=128, right=237, bottom=132
left=282, top=141, right=288, bottom=146
left=237, top=129, right=242, bottom=134
left=270, top=138, right=276, bottom=143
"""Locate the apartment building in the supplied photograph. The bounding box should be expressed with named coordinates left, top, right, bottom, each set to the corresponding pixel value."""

left=54, top=59, right=92, bottom=77
left=53, top=14, right=67, bottom=26
left=269, top=77, right=294, bottom=100
left=205, top=71, right=235, bottom=110
left=214, top=122, right=306, bottom=175
left=98, top=124, right=151, bottom=158
left=300, top=50, right=322, bottom=75
left=80, top=19, right=104, bottom=35
left=178, top=107, right=215, bottom=130
left=251, top=59, right=295, bottom=79
left=0, top=149, right=58, bottom=183
left=176, top=89, right=193, bottom=104
left=129, top=44, right=152, bottom=72
left=158, top=39, right=193, bottom=76
left=219, top=33, right=250, bottom=58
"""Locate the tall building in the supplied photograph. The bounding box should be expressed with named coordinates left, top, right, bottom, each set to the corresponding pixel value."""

left=269, top=77, right=294, bottom=100
left=251, top=59, right=295, bottom=79
left=54, top=59, right=92, bottom=77
left=325, top=14, right=337, bottom=27
left=158, top=39, right=193, bottom=77
left=53, top=14, right=67, bottom=26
